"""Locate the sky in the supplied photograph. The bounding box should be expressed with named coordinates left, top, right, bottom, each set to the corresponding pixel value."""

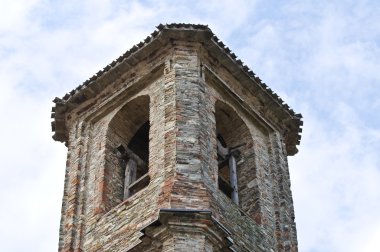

left=0, top=0, right=379, bottom=251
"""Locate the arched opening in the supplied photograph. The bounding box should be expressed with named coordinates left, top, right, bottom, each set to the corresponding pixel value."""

left=104, top=95, right=150, bottom=211
left=215, top=100, right=254, bottom=209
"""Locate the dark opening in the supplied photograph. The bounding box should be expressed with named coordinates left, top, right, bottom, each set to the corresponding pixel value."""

left=217, top=133, right=233, bottom=198
left=128, top=121, right=150, bottom=165
left=121, top=121, right=150, bottom=199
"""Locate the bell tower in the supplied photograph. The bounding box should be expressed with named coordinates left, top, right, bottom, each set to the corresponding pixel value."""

left=52, top=24, right=303, bottom=252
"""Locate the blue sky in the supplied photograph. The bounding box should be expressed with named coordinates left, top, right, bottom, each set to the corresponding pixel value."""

left=0, top=0, right=379, bottom=251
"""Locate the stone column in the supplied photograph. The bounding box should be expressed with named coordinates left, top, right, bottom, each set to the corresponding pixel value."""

left=270, top=131, right=298, bottom=252
left=59, top=120, right=91, bottom=252
left=169, top=42, right=210, bottom=210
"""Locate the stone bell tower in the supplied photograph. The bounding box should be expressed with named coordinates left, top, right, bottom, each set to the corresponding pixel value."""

left=51, top=24, right=303, bottom=252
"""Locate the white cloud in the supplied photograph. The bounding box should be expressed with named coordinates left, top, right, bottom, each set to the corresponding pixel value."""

left=0, top=88, right=66, bottom=250
left=0, top=1, right=379, bottom=251
left=289, top=104, right=380, bottom=252
left=0, top=0, right=40, bottom=32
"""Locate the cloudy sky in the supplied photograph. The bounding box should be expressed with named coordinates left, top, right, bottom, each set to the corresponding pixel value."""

left=0, top=0, right=379, bottom=251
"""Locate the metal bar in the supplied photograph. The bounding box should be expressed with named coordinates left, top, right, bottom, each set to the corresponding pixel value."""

left=229, top=155, right=239, bottom=204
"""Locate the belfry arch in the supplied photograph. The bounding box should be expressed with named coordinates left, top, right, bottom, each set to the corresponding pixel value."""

left=104, top=95, right=150, bottom=212
left=215, top=100, right=259, bottom=216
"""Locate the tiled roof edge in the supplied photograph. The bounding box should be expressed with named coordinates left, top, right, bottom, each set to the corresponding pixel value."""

left=51, top=23, right=302, bottom=154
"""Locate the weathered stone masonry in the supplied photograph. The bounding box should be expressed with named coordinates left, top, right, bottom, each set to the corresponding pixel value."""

left=52, top=24, right=302, bottom=252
